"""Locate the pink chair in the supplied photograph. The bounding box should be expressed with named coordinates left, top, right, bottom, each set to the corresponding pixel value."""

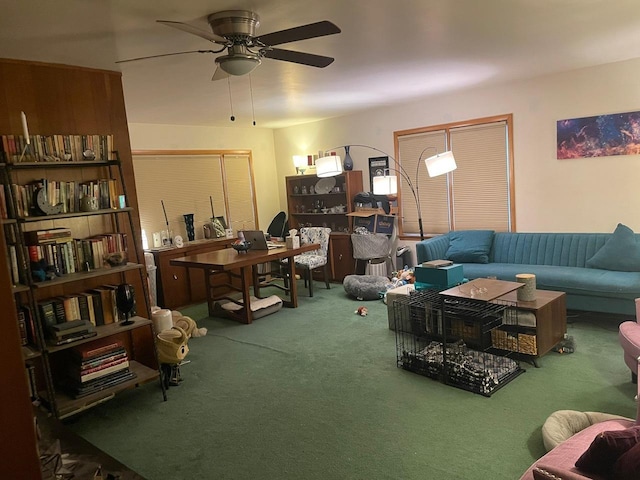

left=619, top=299, right=640, bottom=383
left=519, top=362, right=640, bottom=479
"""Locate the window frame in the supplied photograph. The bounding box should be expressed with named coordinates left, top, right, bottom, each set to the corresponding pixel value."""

left=131, top=149, right=259, bottom=237
left=393, top=114, right=516, bottom=238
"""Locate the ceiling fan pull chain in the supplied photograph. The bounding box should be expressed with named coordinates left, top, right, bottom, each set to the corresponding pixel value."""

left=227, top=76, right=235, bottom=122
left=249, top=74, right=256, bottom=126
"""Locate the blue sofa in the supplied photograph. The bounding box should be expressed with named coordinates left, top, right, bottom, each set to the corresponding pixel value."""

left=415, top=227, right=640, bottom=316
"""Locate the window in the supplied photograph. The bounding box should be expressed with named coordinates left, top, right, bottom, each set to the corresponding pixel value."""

left=394, top=114, right=514, bottom=237
left=132, top=150, right=258, bottom=241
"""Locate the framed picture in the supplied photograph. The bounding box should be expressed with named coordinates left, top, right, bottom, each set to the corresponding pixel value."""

left=368, top=156, right=389, bottom=190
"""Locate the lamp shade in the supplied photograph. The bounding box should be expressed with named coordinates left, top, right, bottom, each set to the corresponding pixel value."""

left=216, top=54, right=261, bottom=76
left=293, top=155, right=307, bottom=168
left=425, top=150, right=457, bottom=177
left=372, top=175, right=398, bottom=195
left=315, top=155, right=343, bottom=177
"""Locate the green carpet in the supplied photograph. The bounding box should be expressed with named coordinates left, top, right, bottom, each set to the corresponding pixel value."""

left=66, top=283, right=637, bottom=480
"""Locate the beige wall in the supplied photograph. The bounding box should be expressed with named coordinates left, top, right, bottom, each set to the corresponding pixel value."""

left=274, top=57, right=640, bottom=236
left=127, top=123, right=280, bottom=232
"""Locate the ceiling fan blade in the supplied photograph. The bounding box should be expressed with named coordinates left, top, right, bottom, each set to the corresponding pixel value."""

left=211, top=66, right=229, bottom=81
left=116, top=50, right=218, bottom=64
left=263, top=48, right=334, bottom=68
left=256, top=21, right=340, bottom=47
left=157, top=20, right=229, bottom=44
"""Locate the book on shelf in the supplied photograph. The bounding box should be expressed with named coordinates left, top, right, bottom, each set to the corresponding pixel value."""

left=68, top=369, right=136, bottom=399
left=77, top=347, right=127, bottom=371
left=48, top=330, right=97, bottom=346
left=48, top=319, right=92, bottom=336
left=71, top=358, right=130, bottom=384
left=17, top=307, right=29, bottom=346
left=71, top=339, right=124, bottom=361
left=51, top=298, right=67, bottom=324
left=38, top=300, right=57, bottom=330
left=24, top=228, right=72, bottom=246
left=8, top=244, right=19, bottom=285
left=91, top=286, right=117, bottom=325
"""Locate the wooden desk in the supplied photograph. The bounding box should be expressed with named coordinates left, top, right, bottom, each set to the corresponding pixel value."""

left=148, top=238, right=231, bottom=309
left=170, top=244, right=317, bottom=324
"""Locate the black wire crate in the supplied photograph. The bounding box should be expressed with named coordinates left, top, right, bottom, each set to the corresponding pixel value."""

left=393, top=287, right=525, bottom=396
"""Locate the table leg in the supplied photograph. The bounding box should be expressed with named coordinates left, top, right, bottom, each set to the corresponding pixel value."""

left=205, top=268, right=215, bottom=317
left=239, top=266, right=253, bottom=324
left=283, top=255, right=299, bottom=308
left=252, top=265, right=262, bottom=299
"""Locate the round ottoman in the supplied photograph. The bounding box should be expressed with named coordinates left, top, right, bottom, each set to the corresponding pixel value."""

left=343, top=275, right=389, bottom=301
left=541, top=410, right=629, bottom=452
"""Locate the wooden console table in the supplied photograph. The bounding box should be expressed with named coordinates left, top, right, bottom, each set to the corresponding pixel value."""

left=148, top=238, right=231, bottom=309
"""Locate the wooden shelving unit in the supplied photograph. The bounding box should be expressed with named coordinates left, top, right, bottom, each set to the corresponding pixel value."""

left=285, top=170, right=363, bottom=281
left=1, top=155, right=166, bottom=419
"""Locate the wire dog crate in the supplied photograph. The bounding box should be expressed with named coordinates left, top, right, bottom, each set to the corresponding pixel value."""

left=394, top=288, right=524, bottom=396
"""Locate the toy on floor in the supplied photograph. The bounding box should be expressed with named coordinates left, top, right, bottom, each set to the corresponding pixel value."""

left=554, top=334, right=576, bottom=354
left=355, top=306, right=368, bottom=316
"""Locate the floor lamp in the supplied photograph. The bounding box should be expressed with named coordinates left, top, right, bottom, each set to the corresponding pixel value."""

left=366, top=145, right=457, bottom=241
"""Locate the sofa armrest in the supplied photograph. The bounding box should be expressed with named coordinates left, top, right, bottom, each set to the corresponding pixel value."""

left=416, top=235, right=449, bottom=264
left=533, top=464, right=597, bottom=480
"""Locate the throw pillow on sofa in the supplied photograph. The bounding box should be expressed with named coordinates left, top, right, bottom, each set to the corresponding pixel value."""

left=586, top=223, right=640, bottom=271
left=445, top=230, right=494, bottom=264
left=575, top=425, right=640, bottom=475
left=612, top=440, right=640, bottom=480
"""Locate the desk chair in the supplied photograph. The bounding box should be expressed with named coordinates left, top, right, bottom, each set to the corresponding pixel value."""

left=281, top=227, right=331, bottom=297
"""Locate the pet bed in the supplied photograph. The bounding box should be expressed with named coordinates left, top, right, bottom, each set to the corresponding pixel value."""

left=215, top=295, right=283, bottom=319
left=343, top=274, right=389, bottom=300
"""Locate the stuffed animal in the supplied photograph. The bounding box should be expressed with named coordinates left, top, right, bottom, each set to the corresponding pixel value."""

left=355, top=306, right=368, bottom=316
left=30, top=259, right=57, bottom=282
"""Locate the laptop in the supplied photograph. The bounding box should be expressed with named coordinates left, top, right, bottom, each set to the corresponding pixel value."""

left=240, top=230, right=284, bottom=250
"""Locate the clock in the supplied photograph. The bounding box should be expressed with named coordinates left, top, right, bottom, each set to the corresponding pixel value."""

left=33, top=187, right=64, bottom=216
left=174, top=235, right=184, bottom=248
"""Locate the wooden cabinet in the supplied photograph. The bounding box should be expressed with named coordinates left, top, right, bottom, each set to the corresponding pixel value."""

left=150, top=238, right=231, bottom=309
left=0, top=59, right=164, bottom=422
left=285, top=170, right=363, bottom=281
left=329, top=233, right=354, bottom=281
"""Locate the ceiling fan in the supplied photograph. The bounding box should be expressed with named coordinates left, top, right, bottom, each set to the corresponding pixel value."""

left=117, top=10, right=341, bottom=80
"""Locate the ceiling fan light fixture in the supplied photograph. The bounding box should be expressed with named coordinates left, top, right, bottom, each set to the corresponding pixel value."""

left=216, top=54, right=262, bottom=76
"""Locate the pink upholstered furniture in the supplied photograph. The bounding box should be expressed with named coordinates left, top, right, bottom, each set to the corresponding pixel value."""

left=519, top=357, right=640, bottom=480
left=619, top=299, right=640, bottom=383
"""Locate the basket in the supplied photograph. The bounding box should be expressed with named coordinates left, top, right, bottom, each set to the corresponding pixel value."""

left=450, top=318, right=481, bottom=340
left=491, top=329, right=537, bottom=355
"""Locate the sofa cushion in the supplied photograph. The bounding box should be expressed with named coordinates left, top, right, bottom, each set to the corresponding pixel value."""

left=575, top=425, right=640, bottom=475
left=586, top=223, right=640, bottom=272
left=612, top=440, right=640, bottom=480
left=445, top=230, right=494, bottom=264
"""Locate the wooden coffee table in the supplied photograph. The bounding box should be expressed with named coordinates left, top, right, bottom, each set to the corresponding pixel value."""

left=500, top=289, right=567, bottom=362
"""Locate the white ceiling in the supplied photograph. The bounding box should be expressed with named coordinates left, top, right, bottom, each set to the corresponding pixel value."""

left=1, top=0, right=640, bottom=129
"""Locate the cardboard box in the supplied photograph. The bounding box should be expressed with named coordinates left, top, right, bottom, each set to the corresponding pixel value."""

left=347, top=210, right=395, bottom=234
left=414, top=264, right=464, bottom=287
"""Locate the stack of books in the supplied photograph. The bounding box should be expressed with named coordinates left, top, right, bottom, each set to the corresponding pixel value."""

left=47, top=319, right=96, bottom=346
left=65, top=340, right=135, bottom=398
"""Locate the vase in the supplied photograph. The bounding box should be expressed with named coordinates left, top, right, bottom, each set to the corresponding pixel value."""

left=343, top=145, right=354, bottom=171
left=183, top=213, right=195, bottom=241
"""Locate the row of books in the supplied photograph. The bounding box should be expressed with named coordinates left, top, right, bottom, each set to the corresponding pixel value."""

left=39, top=285, right=136, bottom=344
left=64, top=340, right=135, bottom=398
left=27, top=232, right=128, bottom=276
left=1, top=134, right=114, bottom=164
left=5, top=177, right=120, bottom=218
